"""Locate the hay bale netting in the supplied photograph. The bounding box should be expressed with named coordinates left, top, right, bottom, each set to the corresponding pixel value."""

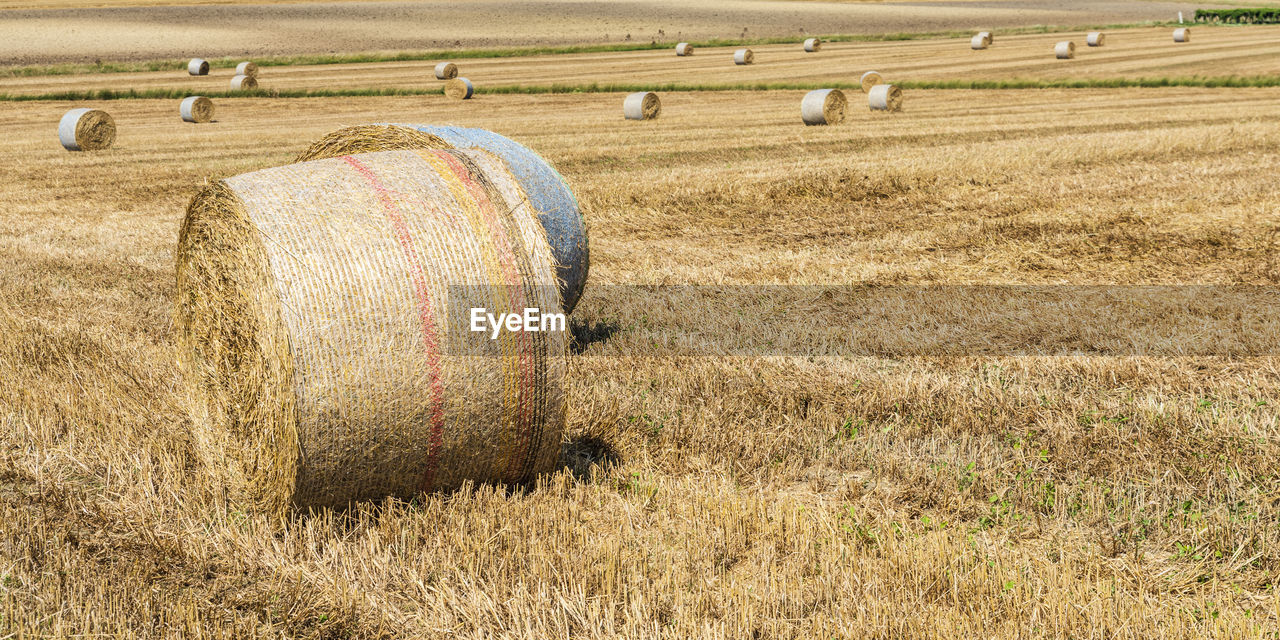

left=1174, top=28, right=1190, bottom=43
left=188, top=58, right=209, bottom=76
left=803, top=37, right=822, bottom=52
left=445, top=77, right=474, bottom=100
left=734, top=48, right=754, bottom=65
left=970, top=35, right=989, bottom=50
left=1055, top=41, right=1076, bottom=59
left=800, top=88, right=846, bottom=126
left=296, top=124, right=590, bottom=314
left=1087, top=32, right=1106, bottom=47
left=859, top=70, right=882, bottom=93
left=675, top=42, right=693, bottom=56
left=180, top=96, right=215, bottom=123
left=434, top=62, right=458, bottom=79
left=623, top=91, right=661, bottom=120
left=235, top=61, right=259, bottom=77
left=230, top=74, right=258, bottom=90
left=58, top=108, right=116, bottom=151
left=868, top=84, right=903, bottom=112
left=175, top=148, right=567, bottom=519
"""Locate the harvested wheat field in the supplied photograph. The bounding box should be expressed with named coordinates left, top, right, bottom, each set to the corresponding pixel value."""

left=1, top=84, right=1279, bottom=637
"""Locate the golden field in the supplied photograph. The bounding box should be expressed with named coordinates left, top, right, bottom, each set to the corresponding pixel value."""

left=3, top=22, right=1280, bottom=640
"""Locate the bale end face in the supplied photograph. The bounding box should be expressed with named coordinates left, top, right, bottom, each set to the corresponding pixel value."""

left=675, top=42, right=693, bottom=56
left=859, top=70, right=882, bottom=93
left=623, top=92, right=661, bottom=120
left=801, top=88, right=846, bottom=126
left=434, top=62, right=458, bottom=80
left=188, top=58, right=209, bottom=76
left=868, top=84, right=903, bottom=112
left=444, top=78, right=474, bottom=100
left=58, top=108, right=116, bottom=151
left=733, top=48, right=754, bottom=65
left=1055, top=41, right=1076, bottom=59
left=180, top=96, right=215, bottom=123
left=230, top=74, right=258, bottom=90
left=803, top=37, right=822, bottom=52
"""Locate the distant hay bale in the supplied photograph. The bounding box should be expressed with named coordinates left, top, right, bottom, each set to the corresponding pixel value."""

left=235, top=61, right=258, bottom=77
left=979, top=31, right=993, bottom=45
left=623, top=91, right=661, bottom=120
left=1174, top=28, right=1190, bottom=42
left=1055, top=41, right=1076, bottom=59
left=188, top=58, right=209, bottom=76
left=675, top=42, right=693, bottom=56
left=445, top=77, right=474, bottom=99
left=734, top=48, right=754, bottom=65
left=175, top=148, right=567, bottom=520
left=230, top=74, right=257, bottom=90
left=1087, top=32, right=1106, bottom=46
left=970, top=35, right=989, bottom=50
left=296, top=124, right=589, bottom=314
left=859, top=70, right=882, bottom=93
left=803, top=37, right=822, bottom=52
left=180, top=96, right=214, bottom=123
left=868, top=84, right=903, bottom=112
left=434, top=62, right=458, bottom=79
left=58, top=108, right=115, bottom=151
left=800, top=88, right=846, bottom=126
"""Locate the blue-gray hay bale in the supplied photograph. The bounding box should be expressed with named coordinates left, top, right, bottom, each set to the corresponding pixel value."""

left=859, top=70, right=882, bottom=93
left=445, top=77, right=474, bottom=99
left=803, top=38, right=821, bottom=52
left=675, top=43, right=693, bottom=56
left=1087, top=32, right=1106, bottom=47
left=868, top=84, right=902, bottom=111
left=188, top=58, right=209, bottom=76
left=734, top=48, right=754, bottom=65
left=970, top=35, right=988, bottom=50
left=801, top=89, right=846, bottom=125
left=623, top=92, right=661, bottom=120
left=1055, top=41, right=1076, bottom=59
left=295, top=124, right=590, bottom=314
left=230, top=74, right=257, bottom=90
left=59, top=108, right=115, bottom=151
left=1174, top=28, right=1190, bottom=43
left=180, top=96, right=214, bottom=123
left=434, top=62, right=458, bottom=79
left=235, top=61, right=258, bottom=77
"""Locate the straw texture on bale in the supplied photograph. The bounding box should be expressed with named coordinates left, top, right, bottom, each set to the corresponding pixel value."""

left=803, top=37, right=821, bottom=52
left=434, top=62, right=458, bottom=79
left=296, top=124, right=590, bottom=314
left=235, top=61, right=258, bottom=77
left=1174, top=28, right=1190, bottom=42
left=58, top=108, right=115, bottom=151
left=859, top=70, right=882, bottom=93
left=175, top=148, right=567, bottom=519
left=1055, top=41, right=1076, bottom=59
left=868, top=84, right=903, bottom=112
left=188, top=58, right=209, bottom=76
left=230, top=74, right=257, bottom=90
left=180, top=96, right=214, bottom=123
left=445, top=77, right=474, bottom=99
left=733, top=48, right=754, bottom=65
left=675, top=42, right=693, bottom=56
left=1087, top=32, right=1106, bottom=46
left=970, top=35, right=988, bottom=50
left=623, top=91, right=661, bottom=120
left=800, top=89, right=846, bottom=126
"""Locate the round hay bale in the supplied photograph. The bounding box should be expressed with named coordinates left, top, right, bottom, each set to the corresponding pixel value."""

left=675, top=42, right=693, bottom=56
left=188, top=58, right=209, bottom=76
left=800, top=89, right=846, bottom=126
left=1087, top=32, right=1106, bottom=47
left=434, top=62, right=458, bottom=79
left=230, top=74, right=257, bottom=90
left=58, top=108, right=116, bottom=151
left=623, top=91, right=661, bottom=120
left=970, top=35, right=989, bottom=50
left=175, top=148, right=567, bottom=519
left=979, top=31, right=993, bottom=45
left=859, top=70, right=882, bottom=93
left=180, top=96, right=215, bottom=123
left=803, top=37, right=822, bottom=53
left=868, top=84, right=903, bottom=112
left=445, top=77, right=474, bottom=100
left=1174, top=28, right=1190, bottom=43
left=733, top=48, right=754, bottom=65
left=1055, top=41, right=1076, bottom=59
left=296, top=124, right=589, bottom=314
left=235, top=61, right=258, bottom=77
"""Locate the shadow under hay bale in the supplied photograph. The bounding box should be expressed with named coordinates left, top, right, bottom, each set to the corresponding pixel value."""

left=569, top=318, right=621, bottom=354
left=559, top=435, right=621, bottom=481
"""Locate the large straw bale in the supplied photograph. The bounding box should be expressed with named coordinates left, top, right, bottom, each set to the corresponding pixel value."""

left=1055, top=41, right=1076, bottom=59
left=868, top=84, right=903, bottom=111
left=803, top=38, right=822, bottom=52
left=235, top=61, right=259, bottom=77
left=58, top=108, right=115, bottom=151
left=1087, top=32, right=1106, bottom=46
left=434, top=62, right=458, bottom=79
left=230, top=74, right=257, bottom=90
left=623, top=92, right=661, bottom=120
left=445, top=77, right=474, bottom=99
left=733, top=48, right=754, bottom=65
left=675, top=43, right=693, bottom=56
left=1174, top=28, right=1190, bottom=42
left=970, top=35, right=988, bottom=50
left=188, top=58, right=209, bottom=75
left=180, top=96, right=214, bottom=123
left=800, top=89, right=846, bottom=125
left=859, top=70, right=882, bottom=93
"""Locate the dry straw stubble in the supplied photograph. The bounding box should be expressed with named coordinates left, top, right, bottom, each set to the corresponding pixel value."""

left=800, top=88, right=846, bottom=125
left=180, top=96, right=214, bottom=123
left=58, top=107, right=116, bottom=151
left=445, top=77, right=475, bottom=99
left=623, top=91, right=661, bottom=120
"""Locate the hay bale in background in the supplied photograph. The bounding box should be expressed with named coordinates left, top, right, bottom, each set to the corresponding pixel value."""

left=979, top=31, right=993, bottom=45
left=970, top=35, right=988, bottom=50
left=180, top=96, right=214, bottom=123
left=434, top=62, right=458, bottom=79
left=800, top=89, right=846, bottom=126
left=296, top=124, right=590, bottom=314
left=1087, top=32, right=1106, bottom=46
left=188, top=58, right=209, bottom=76
left=1055, top=41, right=1076, bottom=59
left=230, top=75, right=257, bottom=90
left=175, top=148, right=567, bottom=519
left=868, top=84, right=903, bottom=112
left=859, top=70, right=882, bottom=93
left=803, top=37, right=822, bottom=52
left=1174, top=28, right=1190, bottom=42
left=235, top=61, right=258, bottom=77
left=675, top=42, right=693, bottom=56
left=734, top=48, right=754, bottom=65
left=445, top=78, right=474, bottom=99
left=58, top=108, right=116, bottom=151
left=623, top=92, right=661, bottom=120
